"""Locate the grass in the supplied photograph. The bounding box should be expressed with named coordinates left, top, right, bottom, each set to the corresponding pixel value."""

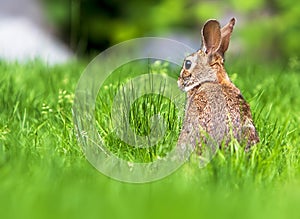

left=93, top=60, right=183, bottom=163
left=0, top=58, right=300, bottom=219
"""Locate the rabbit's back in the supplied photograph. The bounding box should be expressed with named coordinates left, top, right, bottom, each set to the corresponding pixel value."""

left=221, top=84, right=259, bottom=146
left=179, top=82, right=259, bottom=149
left=179, top=83, right=228, bottom=148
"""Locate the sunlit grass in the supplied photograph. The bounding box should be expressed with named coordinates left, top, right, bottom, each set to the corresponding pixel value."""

left=0, top=59, right=300, bottom=219
left=94, top=60, right=183, bottom=162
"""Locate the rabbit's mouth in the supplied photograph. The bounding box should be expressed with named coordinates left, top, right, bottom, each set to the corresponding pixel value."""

left=177, top=77, right=186, bottom=91
left=182, top=76, right=191, bottom=84
left=183, top=82, right=201, bottom=92
left=178, top=76, right=201, bottom=92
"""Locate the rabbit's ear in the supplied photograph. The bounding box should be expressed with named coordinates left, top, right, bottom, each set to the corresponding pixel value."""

left=202, top=20, right=222, bottom=55
left=218, top=18, right=236, bottom=57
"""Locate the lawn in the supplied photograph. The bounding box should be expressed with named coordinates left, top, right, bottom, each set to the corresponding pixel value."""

left=0, top=58, right=300, bottom=219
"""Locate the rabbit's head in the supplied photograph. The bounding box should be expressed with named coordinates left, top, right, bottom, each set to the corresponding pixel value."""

left=178, top=18, right=235, bottom=92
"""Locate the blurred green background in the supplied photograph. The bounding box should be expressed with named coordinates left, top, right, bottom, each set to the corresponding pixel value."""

left=42, top=0, right=300, bottom=64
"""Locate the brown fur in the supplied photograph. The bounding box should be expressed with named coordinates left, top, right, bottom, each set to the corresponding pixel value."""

left=177, top=18, right=259, bottom=153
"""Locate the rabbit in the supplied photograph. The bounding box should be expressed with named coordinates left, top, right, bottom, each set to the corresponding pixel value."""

left=177, top=18, right=259, bottom=156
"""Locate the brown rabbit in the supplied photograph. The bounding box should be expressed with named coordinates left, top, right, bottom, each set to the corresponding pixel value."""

left=177, top=18, right=259, bottom=155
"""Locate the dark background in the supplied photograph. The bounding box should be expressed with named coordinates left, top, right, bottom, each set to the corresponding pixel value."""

left=42, top=0, right=300, bottom=63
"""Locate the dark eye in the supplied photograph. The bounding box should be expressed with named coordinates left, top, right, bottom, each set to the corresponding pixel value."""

left=185, top=60, right=192, bottom=70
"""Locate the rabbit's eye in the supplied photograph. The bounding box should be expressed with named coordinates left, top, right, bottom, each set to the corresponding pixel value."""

left=185, top=60, right=192, bottom=70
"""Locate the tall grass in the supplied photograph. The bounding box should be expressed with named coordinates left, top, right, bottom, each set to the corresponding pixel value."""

left=0, top=59, right=300, bottom=219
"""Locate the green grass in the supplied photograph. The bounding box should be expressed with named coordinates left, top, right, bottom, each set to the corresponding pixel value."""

left=1, top=59, right=300, bottom=219
left=94, top=60, right=183, bottom=163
